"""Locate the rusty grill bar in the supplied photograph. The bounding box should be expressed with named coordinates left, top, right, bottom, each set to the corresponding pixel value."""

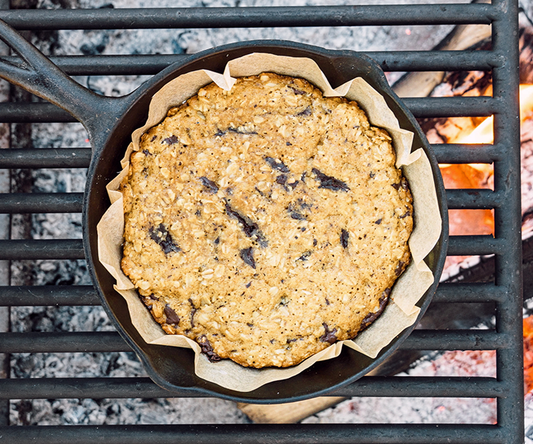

left=0, top=1, right=524, bottom=443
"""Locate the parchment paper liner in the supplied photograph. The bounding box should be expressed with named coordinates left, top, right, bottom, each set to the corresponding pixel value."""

left=97, top=53, right=442, bottom=392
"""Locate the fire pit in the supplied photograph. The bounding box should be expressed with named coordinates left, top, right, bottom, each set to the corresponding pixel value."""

left=0, top=0, right=524, bottom=442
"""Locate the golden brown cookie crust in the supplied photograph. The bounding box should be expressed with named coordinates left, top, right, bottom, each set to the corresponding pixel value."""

left=120, top=73, right=413, bottom=368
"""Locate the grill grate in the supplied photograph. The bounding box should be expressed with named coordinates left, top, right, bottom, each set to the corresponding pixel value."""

left=0, top=1, right=524, bottom=443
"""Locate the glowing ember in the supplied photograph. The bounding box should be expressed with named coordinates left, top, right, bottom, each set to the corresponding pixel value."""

left=524, top=315, right=533, bottom=394
left=439, top=84, right=533, bottom=241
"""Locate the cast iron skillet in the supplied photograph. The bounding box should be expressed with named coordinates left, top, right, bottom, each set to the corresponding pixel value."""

left=0, top=19, right=448, bottom=403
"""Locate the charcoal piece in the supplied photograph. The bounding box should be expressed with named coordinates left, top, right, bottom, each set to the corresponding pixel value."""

left=276, top=174, right=288, bottom=186
left=199, top=176, right=219, bottom=194
left=297, top=106, right=312, bottom=117
left=197, top=335, right=221, bottom=362
left=228, top=127, right=258, bottom=135
left=240, top=247, right=256, bottom=269
left=340, top=229, right=349, bottom=249
left=359, top=288, right=391, bottom=332
left=312, top=168, right=350, bottom=192
left=297, top=250, right=313, bottom=261
left=164, top=304, right=180, bottom=325
left=149, top=223, right=181, bottom=254
left=162, top=135, right=179, bottom=145
left=265, top=156, right=290, bottom=173
left=224, top=201, right=268, bottom=247
left=320, top=323, right=338, bottom=344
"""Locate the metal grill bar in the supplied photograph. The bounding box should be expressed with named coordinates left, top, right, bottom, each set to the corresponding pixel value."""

left=0, top=97, right=498, bottom=123
left=435, top=283, right=505, bottom=303
left=0, top=190, right=497, bottom=214
left=1, top=50, right=497, bottom=75
left=0, top=148, right=91, bottom=168
left=446, top=189, right=501, bottom=210
left=0, top=329, right=505, bottom=354
left=0, top=424, right=505, bottom=444
left=0, top=5, right=493, bottom=30
left=432, top=144, right=502, bottom=164
left=0, top=239, right=84, bottom=260
left=0, top=1, right=523, bottom=442
left=0, top=192, right=83, bottom=213
left=0, top=285, right=98, bottom=306
left=0, top=377, right=502, bottom=400
left=447, top=235, right=504, bottom=256
left=0, top=283, right=503, bottom=307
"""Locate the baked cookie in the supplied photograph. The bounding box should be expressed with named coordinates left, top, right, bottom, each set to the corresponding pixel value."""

left=120, top=73, right=413, bottom=368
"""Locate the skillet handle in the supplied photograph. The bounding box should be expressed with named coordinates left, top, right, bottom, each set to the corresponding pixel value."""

left=0, top=19, right=127, bottom=150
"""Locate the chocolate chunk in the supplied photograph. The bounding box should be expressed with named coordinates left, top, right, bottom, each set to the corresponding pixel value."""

left=276, top=174, right=288, bottom=186
left=287, top=180, right=299, bottom=190
left=395, top=260, right=407, bottom=276
left=297, top=106, right=312, bottom=117
left=320, top=323, right=338, bottom=344
left=150, top=135, right=157, bottom=142
left=340, top=229, right=349, bottom=249
left=224, top=201, right=268, bottom=247
left=312, top=168, right=350, bottom=192
left=162, top=135, right=179, bottom=145
left=359, top=288, right=391, bottom=332
left=228, top=127, right=258, bottom=135
left=369, top=171, right=375, bottom=178
left=297, top=250, right=313, bottom=261
left=289, top=85, right=306, bottom=95
left=265, top=156, right=290, bottom=173
left=240, top=247, right=256, bottom=269
left=149, top=223, right=181, bottom=254
left=164, top=304, right=180, bottom=325
left=214, top=237, right=220, bottom=245
left=188, top=298, right=197, bottom=328
left=375, top=218, right=382, bottom=225
left=199, top=176, right=219, bottom=194
left=399, top=210, right=411, bottom=219
left=197, top=335, right=221, bottom=362
left=214, top=129, right=226, bottom=137
left=142, top=149, right=152, bottom=156
left=401, top=177, right=410, bottom=190
left=286, top=141, right=292, bottom=146
left=391, top=183, right=401, bottom=190
left=313, top=238, right=318, bottom=247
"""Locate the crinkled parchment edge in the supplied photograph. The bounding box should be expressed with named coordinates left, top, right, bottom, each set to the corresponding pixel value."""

left=97, top=53, right=442, bottom=392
